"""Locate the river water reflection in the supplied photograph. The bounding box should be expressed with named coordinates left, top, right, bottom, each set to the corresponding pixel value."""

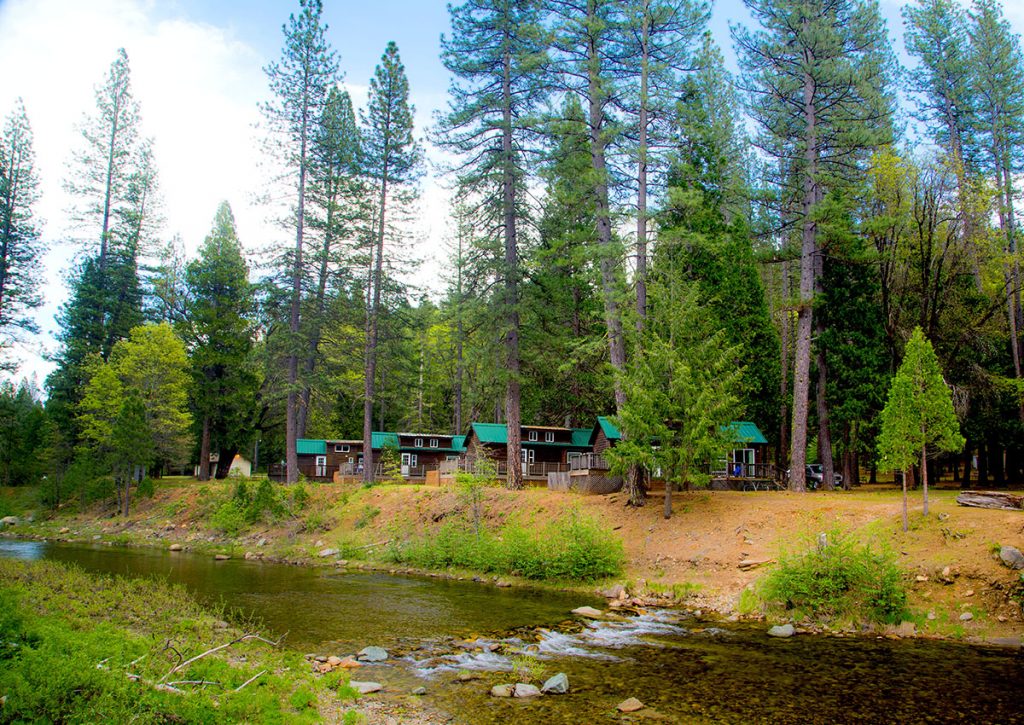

left=2, top=539, right=1022, bottom=724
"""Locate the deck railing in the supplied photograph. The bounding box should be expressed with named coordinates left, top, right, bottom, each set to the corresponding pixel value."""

left=439, top=459, right=568, bottom=478
left=570, top=453, right=610, bottom=471
left=710, top=460, right=777, bottom=480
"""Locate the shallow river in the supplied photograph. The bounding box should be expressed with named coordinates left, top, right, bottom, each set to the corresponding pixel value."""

left=2, top=539, right=1022, bottom=724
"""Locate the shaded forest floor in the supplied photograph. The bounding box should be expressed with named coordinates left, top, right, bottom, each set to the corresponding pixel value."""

left=4, top=478, right=1023, bottom=644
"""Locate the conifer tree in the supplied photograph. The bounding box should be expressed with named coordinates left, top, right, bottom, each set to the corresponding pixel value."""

left=608, top=277, right=742, bottom=519
left=299, top=87, right=364, bottom=438
left=183, top=202, right=256, bottom=480
left=878, top=327, right=965, bottom=530
left=734, top=0, right=895, bottom=491
left=361, top=41, right=421, bottom=484
left=0, top=99, right=44, bottom=354
left=968, top=0, right=1024, bottom=418
left=437, top=0, right=547, bottom=488
left=262, top=0, right=338, bottom=482
left=49, top=49, right=154, bottom=440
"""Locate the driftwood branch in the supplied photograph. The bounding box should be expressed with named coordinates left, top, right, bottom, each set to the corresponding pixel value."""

left=159, top=633, right=286, bottom=684
left=354, top=538, right=391, bottom=550
left=234, top=670, right=267, bottom=692
left=956, top=491, right=1024, bottom=511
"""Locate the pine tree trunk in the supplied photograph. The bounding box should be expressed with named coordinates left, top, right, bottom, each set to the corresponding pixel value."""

left=635, top=14, right=650, bottom=333
left=502, top=48, right=523, bottom=491
left=286, top=117, right=308, bottom=485
left=198, top=416, right=211, bottom=482
left=921, top=439, right=929, bottom=516
left=816, top=317, right=834, bottom=490
left=901, top=467, right=909, bottom=532
left=364, top=172, right=389, bottom=485
left=789, top=60, right=818, bottom=494
left=778, top=259, right=791, bottom=471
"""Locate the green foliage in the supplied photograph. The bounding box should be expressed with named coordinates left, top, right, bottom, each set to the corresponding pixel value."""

left=211, top=478, right=287, bottom=535
left=759, top=527, right=908, bottom=625
left=0, top=558, right=335, bottom=724
left=386, top=510, right=623, bottom=582
left=608, top=278, right=742, bottom=515
left=510, top=654, right=546, bottom=684
left=0, top=381, right=47, bottom=486
left=136, top=476, right=155, bottom=499
left=353, top=504, right=380, bottom=530
left=878, top=327, right=965, bottom=472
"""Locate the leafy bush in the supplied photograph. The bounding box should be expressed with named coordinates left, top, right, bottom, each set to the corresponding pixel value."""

left=210, top=499, right=248, bottom=537
left=759, top=527, right=908, bottom=625
left=385, top=510, right=623, bottom=582
left=137, top=476, right=155, bottom=499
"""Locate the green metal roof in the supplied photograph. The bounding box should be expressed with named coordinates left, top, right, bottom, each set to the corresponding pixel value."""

left=571, top=428, right=592, bottom=446
left=296, top=439, right=326, bottom=455
left=723, top=421, right=768, bottom=445
left=470, top=422, right=509, bottom=444
left=468, top=423, right=591, bottom=448
left=452, top=435, right=466, bottom=451
left=371, top=432, right=399, bottom=449
left=596, top=416, right=621, bottom=442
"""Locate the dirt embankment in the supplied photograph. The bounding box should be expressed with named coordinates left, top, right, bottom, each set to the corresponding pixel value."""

left=6, top=480, right=1024, bottom=641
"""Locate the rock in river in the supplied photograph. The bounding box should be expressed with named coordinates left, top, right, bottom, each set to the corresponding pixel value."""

left=319, top=548, right=339, bottom=558
left=0, top=516, right=19, bottom=526
left=999, top=546, right=1024, bottom=571
left=349, top=681, right=382, bottom=694
left=541, top=673, right=569, bottom=694
left=357, top=646, right=389, bottom=662
left=514, top=684, right=541, bottom=698
left=768, top=624, right=795, bottom=638
left=571, top=606, right=604, bottom=619
left=169, top=544, right=183, bottom=551
left=617, top=697, right=645, bottom=712
left=490, top=684, right=515, bottom=698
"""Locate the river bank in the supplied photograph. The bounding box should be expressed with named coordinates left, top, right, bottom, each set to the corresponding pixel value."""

left=2, top=479, right=1023, bottom=643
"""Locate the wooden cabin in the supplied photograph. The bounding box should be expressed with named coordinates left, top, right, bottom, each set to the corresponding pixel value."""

left=455, top=422, right=592, bottom=481
left=287, top=433, right=466, bottom=482
left=710, top=422, right=778, bottom=490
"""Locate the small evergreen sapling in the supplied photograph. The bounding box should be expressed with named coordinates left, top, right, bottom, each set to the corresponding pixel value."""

left=877, top=327, right=965, bottom=531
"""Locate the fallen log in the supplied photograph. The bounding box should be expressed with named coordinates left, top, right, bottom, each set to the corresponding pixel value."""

left=955, top=491, right=1024, bottom=511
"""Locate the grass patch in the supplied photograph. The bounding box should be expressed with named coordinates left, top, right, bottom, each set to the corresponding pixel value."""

left=756, top=526, right=909, bottom=626
left=0, top=558, right=353, bottom=723
left=384, top=509, right=623, bottom=582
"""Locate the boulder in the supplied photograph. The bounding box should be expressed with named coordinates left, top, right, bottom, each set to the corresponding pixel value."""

left=326, top=656, right=343, bottom=667
left=214, top=554, right=230, bottom=560
left=541, top=673, right=569, bottom=695
left=349, top=681, right=382, bottom=694
left=571, top=606, right=604, bottom=619
left=617, top=697, right=645, bottom=713
left=490, top=684, right=515, bottom=698
left=337, top=656, right=362, bottom=669
left=601, top=584, right=627, bottom=599
left=169, top=544, right=183, bottom=552
left=767, top=624, right=795, bottom=638
left=257, top=538, right=268, bottom=547
left=960, top=612, right=974, bottom=622
left=0, top=516, right=19, bottom=526
left=495, top=580, right=512, bottom=588
left=514, top=684, right=541, bottom=698
left=456, top=672, right=481, bottom=682
left=412, top=687, right=427, bottom=696
left=59, top=527, right=70, bottom=534
left=319, top=548, right=339, bottom=558
left=357, top=646, right=389, bottom=662
left=999, top=546, right=1024, bottom=571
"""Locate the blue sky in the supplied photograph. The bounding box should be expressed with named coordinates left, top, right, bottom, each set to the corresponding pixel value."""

left=0, top=0, right=1021, bottom=384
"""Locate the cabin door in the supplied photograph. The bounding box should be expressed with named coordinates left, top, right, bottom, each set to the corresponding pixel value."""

left=732, top=449, right=754, bottom=477
left=315, top=455, right=327, bottom=478
left=401, top=453, right=417, bottom=476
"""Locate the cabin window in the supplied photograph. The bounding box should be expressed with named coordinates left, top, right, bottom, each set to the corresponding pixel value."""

left=528, top=430, right=538, bottom=441
left=446, top=455, right=459, bottom=461
left=521, top=448, right=535, bottom=463
left=430, top=438, right=438, bottom=448
left=545, top=431, right=554, bottom=443
left=415, top=437, right=424, bottom=447
left=335, top=444, right=350, bottom=453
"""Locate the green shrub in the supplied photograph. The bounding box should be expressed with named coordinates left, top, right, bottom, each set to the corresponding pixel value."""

left=385, top=509, right=623, bottom=582
left=136, top=476, right=155, bottom=499
left=354, top=504, right=380, bottom=530
left=759, top=527, right=908, bottom=625
left=210, top=499, right=248, bottom=537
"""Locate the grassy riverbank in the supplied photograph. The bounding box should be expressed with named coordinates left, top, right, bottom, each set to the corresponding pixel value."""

left=0, top=557, right=362, bottom=723
left=3, top=478, right=1023, bottom=641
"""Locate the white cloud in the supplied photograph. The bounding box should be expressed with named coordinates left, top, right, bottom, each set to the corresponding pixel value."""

left=0, top=0, right=269, bottom=383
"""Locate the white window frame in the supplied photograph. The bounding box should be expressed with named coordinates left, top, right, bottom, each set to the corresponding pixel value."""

left=430, top=438, right=438, bottom=448
left=335, top=444, right=350, bottom=453
left=414, top=437, right=423, bottom=447
left=521, top=448, right=535, bottom=463
left=528, top=430, right=538, bottom=442
left=545, top=431, right=554, bottom=443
